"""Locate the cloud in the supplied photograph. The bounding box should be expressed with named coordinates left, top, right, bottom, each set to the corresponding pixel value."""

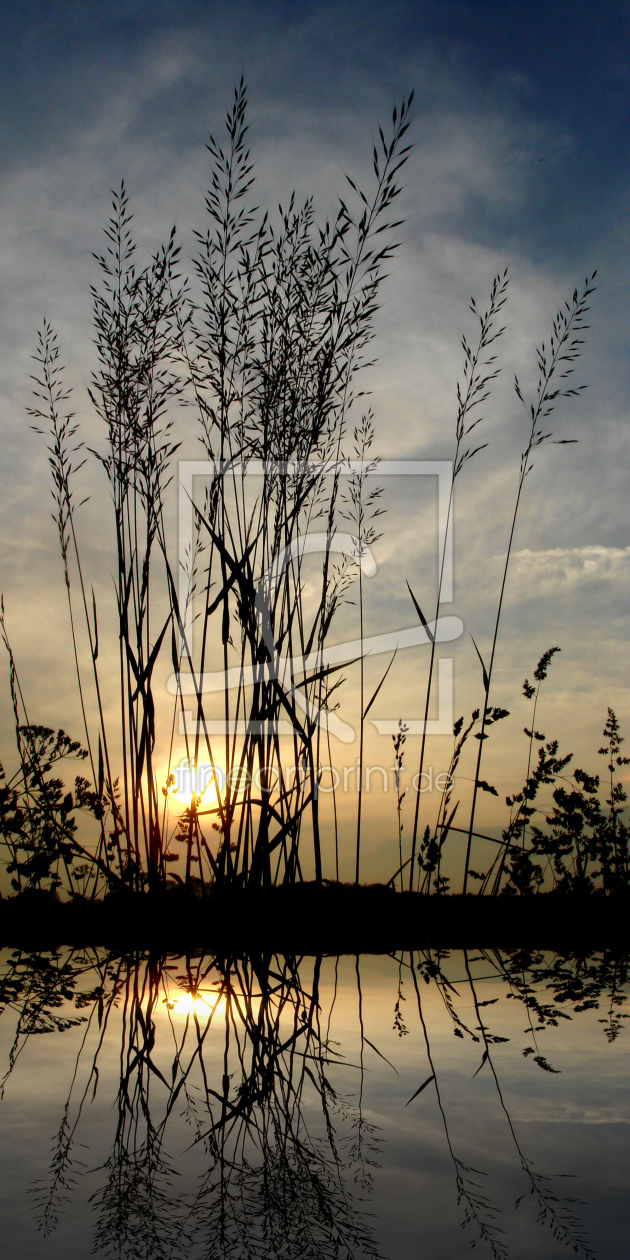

left=508, top=546, right=630, bottom=595
left=0, top=4, right=629, bottom=875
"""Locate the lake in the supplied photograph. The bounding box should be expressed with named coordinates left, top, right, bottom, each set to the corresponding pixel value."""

left=0, top=947, right=627, bottom=1259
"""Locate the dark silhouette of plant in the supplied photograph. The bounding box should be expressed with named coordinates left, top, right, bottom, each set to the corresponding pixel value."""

left=390, top=719, right=408, bottom=891
left=407, top=271, right=510, bottom=891
left=1, top=81, right=614, bottom=902
left=0, top=606, right=114, bottom=896
left=489, top=706, right=630, bottom=895
left=463, top=276, right=596, bottom=892
left=3, top=949, right=382, bottom=1258
left=6, top=82, right=414, bottom=899
left=342, top=414, right=384, bottom=885
left=1, top=946, right=626, bottom=1257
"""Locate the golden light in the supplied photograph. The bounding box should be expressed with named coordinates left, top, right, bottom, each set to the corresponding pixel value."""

left=163, top=987, right=263, bottom=1023
left=166, top=989, right=226, bottom=1020
left=162, top=761, right=224, bottom=808
left=176, top=778, right=220, bottom=809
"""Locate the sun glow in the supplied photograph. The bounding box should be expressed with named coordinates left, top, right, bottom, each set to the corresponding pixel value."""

left=163, top=987, right=263, bottom=1022
left=166, top=989, right=226, bottom=1019
left=162, top=760, right=224, bottom=808
left=175, top=779, right=220, bottom=809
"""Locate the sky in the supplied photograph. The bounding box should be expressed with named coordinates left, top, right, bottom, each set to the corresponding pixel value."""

left=1, top=0, right=629, bottom=882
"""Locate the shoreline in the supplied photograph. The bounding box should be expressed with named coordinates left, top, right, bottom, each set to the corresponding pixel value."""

left=1, top=885, right=628, bottom=952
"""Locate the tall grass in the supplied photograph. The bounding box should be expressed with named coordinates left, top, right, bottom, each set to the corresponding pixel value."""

left=0, top=84, right=418, bottom=897
left=462, top=275, right=596, bottom=892
left=0, top=85, right=624, bottom=900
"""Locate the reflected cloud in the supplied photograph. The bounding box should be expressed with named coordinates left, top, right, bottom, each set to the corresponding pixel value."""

left=0, top=947, right=626, bottom=1257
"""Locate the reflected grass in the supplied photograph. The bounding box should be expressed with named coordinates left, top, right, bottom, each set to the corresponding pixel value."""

left=0, top=946, right=627, bottom=1257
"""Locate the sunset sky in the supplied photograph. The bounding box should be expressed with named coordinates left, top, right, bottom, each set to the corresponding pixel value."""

left=1, top=1, right=629, bottom=881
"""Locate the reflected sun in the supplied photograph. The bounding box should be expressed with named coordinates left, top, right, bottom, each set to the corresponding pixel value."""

left=163, top=988, right=263, bottom=1022
left=166, top=989, right=226, bottom=1019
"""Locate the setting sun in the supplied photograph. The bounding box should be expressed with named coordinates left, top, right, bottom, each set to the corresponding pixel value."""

left=163, top=760, right=224, bottom=808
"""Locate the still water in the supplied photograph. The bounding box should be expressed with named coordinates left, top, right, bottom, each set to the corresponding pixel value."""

left=0, top=947, right=627, bottom=1259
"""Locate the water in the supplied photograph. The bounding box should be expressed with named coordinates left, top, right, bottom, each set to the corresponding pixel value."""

left=0, top=948, right=627, bottom=1259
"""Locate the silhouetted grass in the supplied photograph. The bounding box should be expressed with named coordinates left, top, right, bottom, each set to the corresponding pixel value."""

left=0, top=83, right=622, bottom=903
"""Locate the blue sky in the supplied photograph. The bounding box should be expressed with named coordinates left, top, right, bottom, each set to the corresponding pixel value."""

left=2, top=0, right=629, bottom=261
left=1, top=0, right=629, bottom=879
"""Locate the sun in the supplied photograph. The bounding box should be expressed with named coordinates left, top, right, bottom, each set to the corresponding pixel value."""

left=177, top=778, right=219, bottom=809
left=162, top=761, right=223, bottom=808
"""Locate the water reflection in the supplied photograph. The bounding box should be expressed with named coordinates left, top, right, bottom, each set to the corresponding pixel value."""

left=0, top=947, right=627, bottom=1258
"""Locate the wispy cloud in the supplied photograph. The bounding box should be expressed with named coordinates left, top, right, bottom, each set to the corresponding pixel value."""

left=508, top=546, right=630, bottom=594
left=0, top=2, right=629, bottom=872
